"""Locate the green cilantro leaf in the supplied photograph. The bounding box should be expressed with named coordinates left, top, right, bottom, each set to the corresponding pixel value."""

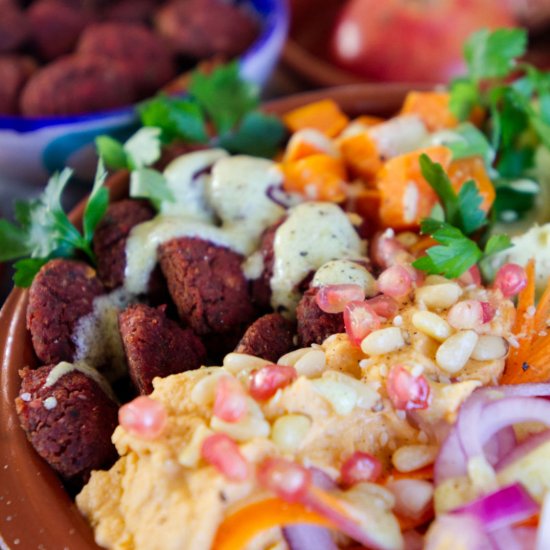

left=449, top=79, right=480, bottom=120
left=0, top=219, right=31, bottom=261
left=464, top=28, right=527, bottom=82
left=189, top=61, right=259, bottom=134
left=13, top=258, right=50, bottom=288
left=130, top=168, right=175, bottom=211
left=96, top=136, right=129, bottom=170
left=139, top=95, right=208, bottom=144
left=457, top=180, right=486, bottom=234
left=218, top=111, right=287, bottom=158
left=441, top=122, right=494, bottom=166
left=484, top=233, right=512, bottom=256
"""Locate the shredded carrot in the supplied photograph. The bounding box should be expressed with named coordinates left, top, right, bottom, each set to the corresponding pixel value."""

left=534, top=277, right=550, bottom=333
left=501, top=259, right=536, bottom=384
left=339, top=131, right=382, bottom=183
left=376, top=146, right=452, bottom=230
left=448, top=157, right=496, bottom=212
left=212, top=497, right=333, bottom=550
left=401, top=91, right=458, bottom=131
left=283, top=99, right=350, bottom=138
left=281, top=154, right=348, bottom=202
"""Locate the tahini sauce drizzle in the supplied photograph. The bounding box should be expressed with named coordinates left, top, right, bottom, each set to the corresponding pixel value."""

left=124, top=154, right=284, bottom=295
left=271, top=202, right=365, bottom=314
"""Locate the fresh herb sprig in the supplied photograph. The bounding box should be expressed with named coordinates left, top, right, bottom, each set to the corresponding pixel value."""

left=450, top=27, right=550, bottom=219
left=412, top=154, right=511, bottom=278
left=0, top=161, right=109, bottom=287
left=97, top=62, right=286, bottom=171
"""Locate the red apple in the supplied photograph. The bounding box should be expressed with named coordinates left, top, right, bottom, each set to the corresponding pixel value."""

left=330, top=0, right=517, bottom=84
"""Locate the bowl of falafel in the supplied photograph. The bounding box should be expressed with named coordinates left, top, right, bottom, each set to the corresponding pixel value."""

left=0, top=0, right=288, bottom=186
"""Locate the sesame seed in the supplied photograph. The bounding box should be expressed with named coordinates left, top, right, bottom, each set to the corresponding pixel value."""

left=20, top=393, right=31, bottom=402
left=43, top=397, right=57, bottom=410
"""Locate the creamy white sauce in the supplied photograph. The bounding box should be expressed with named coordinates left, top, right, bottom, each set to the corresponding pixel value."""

left=271, top=202, right=365, bottom=315
left=72, top=288, right=136, bottom=382
left=124, top=154, right=285, bottom=295
left=44, top=361, right=116, bottom=401
left=312, top=259, right=376, bottom=296
left=162, top=148, right=228, bottom=220
left=242, top=250, right=264, bottom=280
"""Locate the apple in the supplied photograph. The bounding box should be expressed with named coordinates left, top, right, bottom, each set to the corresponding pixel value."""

left=330, top=0, right=517, bottom=84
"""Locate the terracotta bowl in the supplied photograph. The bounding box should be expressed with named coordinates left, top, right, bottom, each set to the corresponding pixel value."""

left=0, top=83, right=411, bottom=550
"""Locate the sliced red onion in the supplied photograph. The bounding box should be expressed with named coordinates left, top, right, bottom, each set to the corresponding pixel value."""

left=266, top=185, right=302, bottom=208
left=536, top=492, right=550, bottom=550
left=490, top=525, right=537, bottom=550
left=424, top=513, right=491, bottom=550
left=283, top=525, right=337, bottom=550
left=496, top=429, right=550, bottom=472
left=483, top=426, right=516, bottom=466
left=309, top=467, right=337, bottom=491
left=452, top=483, right=539, bottom=532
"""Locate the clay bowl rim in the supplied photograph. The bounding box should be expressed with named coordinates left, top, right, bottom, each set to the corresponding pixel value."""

left=0, top=83, right=413, bottom=550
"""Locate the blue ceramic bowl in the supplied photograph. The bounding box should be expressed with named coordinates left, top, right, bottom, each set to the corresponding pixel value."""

left=0, top=0, right=288, bottom=186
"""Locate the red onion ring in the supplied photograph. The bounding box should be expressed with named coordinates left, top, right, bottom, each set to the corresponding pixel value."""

left=266, top=185, right=302, bottom=208
left=283, top=525, right=337, bottom=550
left=496, top=429, right=550, bottom=472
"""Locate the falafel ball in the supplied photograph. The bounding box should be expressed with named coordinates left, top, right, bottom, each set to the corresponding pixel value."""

left=0, top=4, right=29, bottom=53
left=93, top=199, right=155, bottom=290
left=28, top=0, right=89, bottom=61
left=119, top=303, right=206, bottom=395
left=26, top=259, right=105, bottom=364
left=103, top=0, right=157, bottom=24
left=158, top=237, right=255, bottom=335
left=0, top=55, right=36, bottom=114
left=15, top=364, right=118, bottom=482
left=296, top=287, right=345, bottom=347
left=77, top=22, right=176, bottom=96
left=20, top=55, right=136, bottom=116
left=235, top=313, right=295, bottom=363
left=155, top=0, right=259, bottom=59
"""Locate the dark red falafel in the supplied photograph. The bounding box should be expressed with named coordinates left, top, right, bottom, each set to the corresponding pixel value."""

left=15, top=364, right=118, bottom=482
left=28, top=0, right=89, bottom=61
left=93, top=199, right=155, bottom=290
left=77, top=22, right=175, bottom=96
left=155, top=0, right=259, bottom=59
left=20, top=55, right=136, bottom=116
left=296, top=288, right=345, bottom=347
left=0, top=55, right=36, bottom=114
left=235, top=313, right=295, bottom=363
left=0, top=5, right=30, bottom=54
left=158, top=237, right=255, bottom=336
left=119, top=303, right=206, bottom=395
left=26, top=259, right=105, bottom=365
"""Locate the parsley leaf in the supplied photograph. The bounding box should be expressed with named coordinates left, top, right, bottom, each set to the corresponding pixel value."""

left=419, top=154, right=487, bottom=235
left=0, top=162, right=110, bottom=287
left=439, top=122, right=494, bottom=166
left=412, top=220, right=482, bottom=278
left=464, top=28, right=527, bottom=82
left=218, top=111, right=287, bottom=158
left=124, top=127, right=162, bottom=170
left=484, top=234, right=512, bottom=256
left=189, top=61, right=259, bottom=135
left=130, top=168, right=175, bottom=211
left=96, top=136, right=128, bottom=170
left=139, top=95, right=208, bottom=144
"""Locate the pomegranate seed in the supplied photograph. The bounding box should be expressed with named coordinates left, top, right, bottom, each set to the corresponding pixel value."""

left=201, top=433, right=249, bottom=481
left=118, top=396, right=167, bottom=440
left=344, top=301, right=381, bottom=346
left=315, top=284, right=366, bottom=314
left=213, top=376, right=247, bottom=422
left=386, top=365, right=431, bottom=411
left=447, top=300, right=484, bottom=329
left=378, top=265, right=413, bottom=298
left=366, top=295, right=399, bottom=319
left=249, top=364, right=297, bottom=400
left=493, top=263, right=527, bottom=298
left=257, top=457, right=312, bottom=502
left=458, top=265, right=482, bottom=287
left=340, top=451, right=382, bottom=487
left=371, top=231, right=409, bottom=269
left=480, top=301, right=495, bottom=323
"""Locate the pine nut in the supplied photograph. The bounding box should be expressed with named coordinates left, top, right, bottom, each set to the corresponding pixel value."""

left=387, top=479, right=434, bottom=518
left=416, top=282, right=462, bottom=310
left=211, top=413, right=270, bottom=441
left=392, top=444, right=438, bottom=472
left=411, top=311, right=452, bottom=342
left=361, top=327, right=405, bottom=356
left=178, top=424, right=212, bottom=467
left=293, top=349, right=327, bottom=377
left=471, top=335, right=508, bottom=361
left=278, top=348, right=311, bottom=367
left=436, top=330, right=478, bottom=373
left=190, top=370, right=226, bottom=407
left=424, top=275, right=449, bottom=286
left=271, top=414, right=311, bottom=452
left=312, top=377, right=358, bottom=415
left=223, top=353, right=271, bottom=374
